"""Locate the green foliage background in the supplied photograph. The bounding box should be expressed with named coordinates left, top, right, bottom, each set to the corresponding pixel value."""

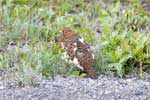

left=0, top=0, right=150, bottom=84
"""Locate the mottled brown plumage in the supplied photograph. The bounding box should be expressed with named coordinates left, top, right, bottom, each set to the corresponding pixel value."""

left=59, top=27, right=96, bottom=79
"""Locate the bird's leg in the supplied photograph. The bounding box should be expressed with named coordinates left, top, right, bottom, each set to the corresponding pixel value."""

left=86, top=67, right=97, bottom=79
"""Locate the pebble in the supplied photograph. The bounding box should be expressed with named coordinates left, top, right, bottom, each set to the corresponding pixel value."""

left=0, top=86, right=5, bottom=89
left=126, top=78, right=133, bottom=82
left=0, top=75, right=150, bottom=100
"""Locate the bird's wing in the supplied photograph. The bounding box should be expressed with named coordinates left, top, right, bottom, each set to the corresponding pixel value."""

left=75, top=38, right=96, bottom=79
left=75, top=38, right=94, bottom=70
left=61, top=35, right=80, bottom=59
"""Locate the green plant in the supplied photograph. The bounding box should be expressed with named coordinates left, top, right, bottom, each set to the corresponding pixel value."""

left=99, top=1, right=150, bottom=77
left=72, top=70, right=87, bottom=78
left=1, top=0, right=150, bottom=81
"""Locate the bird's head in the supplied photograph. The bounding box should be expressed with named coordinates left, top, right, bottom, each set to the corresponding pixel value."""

left=60, top=27, right=76, bottom=38
left=61, top=27, right=73, bottom=35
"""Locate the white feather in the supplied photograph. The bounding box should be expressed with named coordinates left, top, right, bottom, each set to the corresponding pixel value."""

left=92, top=54, right=94, bottom=59
left=73, top=47, right=77, bottom=52
left=72, top=57, right=84, bottom=70
left=73, top=42, right=77, bottom=52
left=61, top=43, right=65, bottom=48
left=72, top=57, right=78, bottom=65
left=79, top=37, right=84, bottom=43
left=73, top=42, right=77, bottom=46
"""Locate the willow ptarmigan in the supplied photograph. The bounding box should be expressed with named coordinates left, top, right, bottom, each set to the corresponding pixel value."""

left=59, top=27, right=96, bottom=79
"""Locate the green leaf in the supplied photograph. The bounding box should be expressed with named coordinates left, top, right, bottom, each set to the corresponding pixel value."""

left=119, top=55, right=132, bottom=64
left=72, top=71, right=87, bottom=78
left=72, top=71, right=80, bottom=77
left=79, top=73, right=87, bottom=78
left=108, top=63, right=124, bottom=77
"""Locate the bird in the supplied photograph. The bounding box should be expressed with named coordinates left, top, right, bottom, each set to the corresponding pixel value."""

left=58, top=27, right=96, bottom=79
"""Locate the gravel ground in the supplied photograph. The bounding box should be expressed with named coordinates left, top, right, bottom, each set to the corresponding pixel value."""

left=1, top=75, right=150, bottom=100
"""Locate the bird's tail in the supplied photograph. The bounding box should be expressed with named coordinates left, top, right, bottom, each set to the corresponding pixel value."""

left=87, top=67, right=97, bottom=79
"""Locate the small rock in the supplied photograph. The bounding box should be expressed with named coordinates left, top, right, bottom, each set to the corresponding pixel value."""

left=134, top=91, right=143, bottom=96
left=126, top=79, right=132, bottom=82
left=0, top=86, right=5, bottom=89
left=104, top=90, right=112, bottom=94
